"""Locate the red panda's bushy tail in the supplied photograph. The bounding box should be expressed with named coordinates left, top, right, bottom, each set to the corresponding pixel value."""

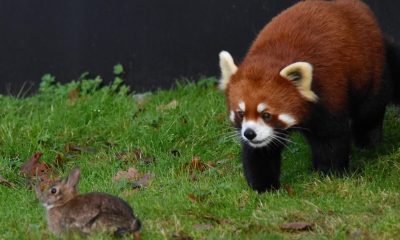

left=386, top=37, right=400, bottom=105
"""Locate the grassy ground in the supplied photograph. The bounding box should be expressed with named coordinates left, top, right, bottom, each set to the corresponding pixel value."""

left=0, top=75, right=400, bottom=239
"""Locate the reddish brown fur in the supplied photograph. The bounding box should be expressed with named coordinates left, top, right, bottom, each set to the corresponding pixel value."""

left=226, top=0, right=384, bottom=121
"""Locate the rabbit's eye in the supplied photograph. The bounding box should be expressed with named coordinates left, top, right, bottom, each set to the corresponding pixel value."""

left=50, top=188, right=57, bottom=194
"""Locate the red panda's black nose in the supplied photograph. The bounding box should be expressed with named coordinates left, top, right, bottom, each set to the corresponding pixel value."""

left=244, top=129, right=257, bottom=140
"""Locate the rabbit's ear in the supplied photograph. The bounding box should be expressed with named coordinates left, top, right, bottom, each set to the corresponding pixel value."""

left=66, top=168, right=81, bottom=188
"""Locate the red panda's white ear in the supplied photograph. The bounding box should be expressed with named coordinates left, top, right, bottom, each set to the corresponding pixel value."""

left=219, top=51, right=238, bottom=90
left=280, top=62, right=318, bottom=102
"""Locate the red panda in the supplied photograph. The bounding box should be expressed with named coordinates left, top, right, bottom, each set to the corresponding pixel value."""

left=219, top=0, right=400, bottom=192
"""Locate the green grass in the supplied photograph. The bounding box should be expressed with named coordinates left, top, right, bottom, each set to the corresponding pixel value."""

left=0, top=76, right=400, bottom=239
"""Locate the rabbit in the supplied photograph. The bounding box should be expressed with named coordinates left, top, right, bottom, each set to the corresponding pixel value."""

left=35, top=167, right=141, bottom=238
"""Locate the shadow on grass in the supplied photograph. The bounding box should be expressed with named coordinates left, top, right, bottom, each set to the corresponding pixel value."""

left=350, top=106, right=400, bottom=174
left=280, top=106, right=400, bottom=185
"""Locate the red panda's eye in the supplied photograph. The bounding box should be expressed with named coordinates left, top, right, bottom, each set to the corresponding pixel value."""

left=262, top=112, right=272, bottom=121
left=50, top=188, right=57, bottom=194
left=237, top=111, right=245, bottom=119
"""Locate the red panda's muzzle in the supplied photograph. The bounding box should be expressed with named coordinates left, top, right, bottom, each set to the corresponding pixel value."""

left=240, top=119, right=275, bottom=148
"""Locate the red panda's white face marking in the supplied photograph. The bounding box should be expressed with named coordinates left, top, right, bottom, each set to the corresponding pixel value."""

left=278, top=114, right=296, bottom=127
left=229, top=111, right=235, bottom=123
left=241, top=119, right=274, bottom=148
left=238, top=101, right=245, bottom=112
left=257, top=103, right=268, bottom=113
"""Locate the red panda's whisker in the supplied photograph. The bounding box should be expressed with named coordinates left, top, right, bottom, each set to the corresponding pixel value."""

left=274, top=134, right=299, bottom=146
left=221, top=131, right=240, bottom=140
left=270, top=139, right=283, bottom=151
left=271, top=135, right=294, bottom=154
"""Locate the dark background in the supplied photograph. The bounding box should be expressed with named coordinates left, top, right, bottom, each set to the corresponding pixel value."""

left=0, top=0, right=399, bottom=95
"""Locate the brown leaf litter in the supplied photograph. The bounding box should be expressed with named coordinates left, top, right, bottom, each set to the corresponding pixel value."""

left=115, top=148, right=156, bottom=165
left=20, top=152, right=62, bottom=189
left=156, top=99, right=178, bottom=110
left=113, top=167, right=154, bottom=189
left=0, top=174, right=15, bottom=188
left=280, top=221, right=314, bottom=232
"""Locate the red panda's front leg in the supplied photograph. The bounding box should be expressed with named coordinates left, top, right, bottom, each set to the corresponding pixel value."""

left=241, top=143, right=283, bottom=192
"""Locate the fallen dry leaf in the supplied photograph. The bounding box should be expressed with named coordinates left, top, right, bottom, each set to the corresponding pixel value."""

left=113, top=168, right=140, bottom=182
left=216, top=113, right=227, bottom=123
left=20, top=152, right=62, bottom=189
left=115, top=148, right=156, bottom=165
left=0, top=174, right=15, bottom=188
left=186, top=156, right=206, bottom=172
left=188, top=193, right=198, bottom=203
left=131, top=148, right=143, bottom=160
left=280, top=221, right=314, bottom=232
left=205, top=161, right=217, bottom=168
left=347, top=229, right=371, bottom=239
left=115, top=151, right=133, bottom=162
left=156, top=99, right=178, bottom=110
left=20, top=152, right=50, bottom=178
left=132, top=148, right=156, bottom=164
left=171, top=231, right=193, bottom=240
left=187, top=192, right=211, bottom=204
left=134, top=231, right=141, bottom=240
left=190, top=156, right=206, bottom=171
left=189, top=173, right=198, bottom=182
left=201, top=214, right=231, bottom=225
left=64, top=143, right=97, bottom=154
left=141, top=156, right=156, bottom=165
left=104, top=140, right=117, bottom=147
left=193, top=223, right=213, bottom=231
left=67, top=88, right=80, bottom=101
left=54, top=153, right=66, bottom=168
left=132, top=173, right=154, bottom=189
left=182, top=156, right=215, bottom=174
left=284, top=184, right=295, bottom=196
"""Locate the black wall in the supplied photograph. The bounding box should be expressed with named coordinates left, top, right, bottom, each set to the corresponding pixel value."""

left=1, top=0, right=399, bottom=94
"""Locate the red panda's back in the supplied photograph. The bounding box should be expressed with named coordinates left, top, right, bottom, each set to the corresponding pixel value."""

left=244, top=0, right=384, bottom=113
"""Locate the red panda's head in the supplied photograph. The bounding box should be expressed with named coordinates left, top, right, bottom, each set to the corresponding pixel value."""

left=219, top=51, right=318, bottom=148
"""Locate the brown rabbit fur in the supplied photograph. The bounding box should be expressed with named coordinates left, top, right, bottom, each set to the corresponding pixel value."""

left=36, top=168, right=141, bottom=237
